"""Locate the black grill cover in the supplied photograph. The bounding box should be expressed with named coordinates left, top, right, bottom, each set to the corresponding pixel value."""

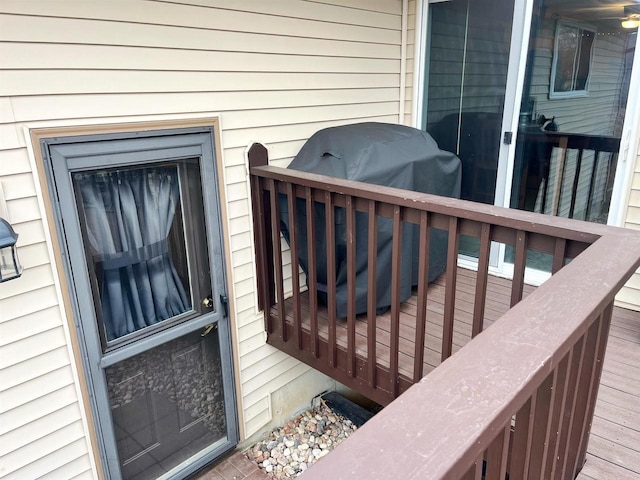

left=280, top=122, right=461, bottom=318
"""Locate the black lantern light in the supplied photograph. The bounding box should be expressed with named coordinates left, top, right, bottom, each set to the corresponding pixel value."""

left=0, top=217, right=22, bottom=283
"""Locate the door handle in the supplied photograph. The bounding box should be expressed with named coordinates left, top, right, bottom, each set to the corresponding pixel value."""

left=201, top=323, right=216, bottom=336
left=202, top=296, right=214, bottom=309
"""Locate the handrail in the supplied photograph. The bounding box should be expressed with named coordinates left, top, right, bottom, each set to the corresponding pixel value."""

left=302, top=231, right=640, bottom=479
left=518, top=131, right=620, bottom=153
left=251, top=164, right=614, bottom=242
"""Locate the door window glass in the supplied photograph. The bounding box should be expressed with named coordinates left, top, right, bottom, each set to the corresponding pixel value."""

left=423, top=0, right=515, bottom=258
left=73, top=159, right=211, bottom=347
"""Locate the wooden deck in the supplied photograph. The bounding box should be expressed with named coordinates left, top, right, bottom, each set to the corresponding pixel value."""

left=274, top=267, right=640, bottom=479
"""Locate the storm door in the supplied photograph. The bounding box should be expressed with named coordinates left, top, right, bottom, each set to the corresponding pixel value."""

left=41, top=128, right=237, bottom=479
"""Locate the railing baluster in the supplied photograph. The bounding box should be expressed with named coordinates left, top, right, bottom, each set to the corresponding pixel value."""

left=551, top=138, right=568, bottom=216
left=511, top=396, right=535, bottom=479
left=472, top=223, right=491, bottom=337
left=325, top=191, right=337, bottom=367
left=461, top=455, right=483, bottom=480
left=565, top=313, right=603, bottom=476
left=551, top=237, right=567, bottom=274
left=568, top=149, right=584, bottom=219
left=390, top=206, right=403, bottom=397
left=585, top=151, right=600, bottom=221
left=305, top=187, right=319, bottom=357
left=268, top=179, right=286, bottom=341
left=346, top=195, right=356, bottom=377
left=485, top=425, right=510, bottom=479
left=286, top=183, right=302, bottom=349
left=575, top=302, right=613, bottom=470
left=545, top=352, right=571, bottom=478
left=554, top=336, right=586, bottom=479
left=442, top=217, right=459, bottom=361
left=527, top=372, right=554, bottom=478
left=413, top=211, right=430, bottom=382
left=511, top=230, right=527, bottom=307
left=367, top=201, right=378, bottom=388
left=604, top=152, right=618, bottom=201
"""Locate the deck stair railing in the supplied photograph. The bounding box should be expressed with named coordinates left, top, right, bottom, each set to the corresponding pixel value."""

left=247, top=143, right=640, bottom=479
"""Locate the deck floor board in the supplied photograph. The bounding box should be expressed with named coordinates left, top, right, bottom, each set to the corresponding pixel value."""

left=272, top=267, right=640, bottom=479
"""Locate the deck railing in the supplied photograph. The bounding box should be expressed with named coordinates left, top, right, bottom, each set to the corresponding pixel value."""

left=247, top=143, right=640, bottom=479
left=515, top=131, right=620, bottom=222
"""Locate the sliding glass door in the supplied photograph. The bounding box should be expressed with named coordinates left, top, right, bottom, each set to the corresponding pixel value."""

left=421, top=0, right=518, bottom=260
left=421, top=0, right=639, bottom=274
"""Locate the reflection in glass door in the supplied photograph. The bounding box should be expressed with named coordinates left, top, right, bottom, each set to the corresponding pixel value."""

left=422, top=0, right=516, bottom=257
left=508, top=0, right=638, bottom=271
left=512, top=0, right=637, bottom=222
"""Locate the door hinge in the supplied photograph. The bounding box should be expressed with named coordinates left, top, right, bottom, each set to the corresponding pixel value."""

left=503, top=131, right=513, bottom=145
left=220, top=294, right=229, bottom=317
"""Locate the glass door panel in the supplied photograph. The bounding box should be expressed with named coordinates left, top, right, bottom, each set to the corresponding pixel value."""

left=512, top=0, right=637, bottom=220
left=508, top=0, right=638, bottom=271
left=72, top=159, right=212, bottom=349
left=423, top=0, right=516, bottom=257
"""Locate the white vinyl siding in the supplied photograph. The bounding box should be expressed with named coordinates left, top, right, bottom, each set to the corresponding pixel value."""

left=0, top=0, right=403, bottom=476
left=404, top=0, right=417, bottom=126
left=618, top=151, right=640, bottom=310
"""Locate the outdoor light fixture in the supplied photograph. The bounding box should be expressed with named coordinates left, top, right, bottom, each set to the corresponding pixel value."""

left=0, top=217, right=23, bottom=283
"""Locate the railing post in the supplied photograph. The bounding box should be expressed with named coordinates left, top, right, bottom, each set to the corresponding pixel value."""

left=248, top=143, right=275, bottom=318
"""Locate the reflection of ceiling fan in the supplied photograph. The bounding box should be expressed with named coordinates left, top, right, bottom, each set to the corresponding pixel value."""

left=621, top=5, right=640, bottom=28
left=561, top=2, right=640, bottom=28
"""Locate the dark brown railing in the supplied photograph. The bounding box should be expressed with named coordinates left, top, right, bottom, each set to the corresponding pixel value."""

left=248, top=143, right=640, bottom=479
left=515, top=131, right=620, bottom=222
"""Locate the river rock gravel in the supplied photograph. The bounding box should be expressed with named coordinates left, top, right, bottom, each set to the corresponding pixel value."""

left=245, top=401, right=358, bottom=478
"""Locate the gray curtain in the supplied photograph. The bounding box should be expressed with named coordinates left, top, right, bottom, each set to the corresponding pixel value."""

left=75, top=167, right=190, bottom=340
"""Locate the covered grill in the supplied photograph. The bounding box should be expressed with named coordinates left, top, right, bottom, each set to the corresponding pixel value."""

left=280, top=122, right=461, bottom=318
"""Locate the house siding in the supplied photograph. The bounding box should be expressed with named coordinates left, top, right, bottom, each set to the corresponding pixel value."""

left=0, top=0, right=403, bottom=477
left=404, top=0, right=417, bottom=126
left=618, top=148, right=640, bottom=310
